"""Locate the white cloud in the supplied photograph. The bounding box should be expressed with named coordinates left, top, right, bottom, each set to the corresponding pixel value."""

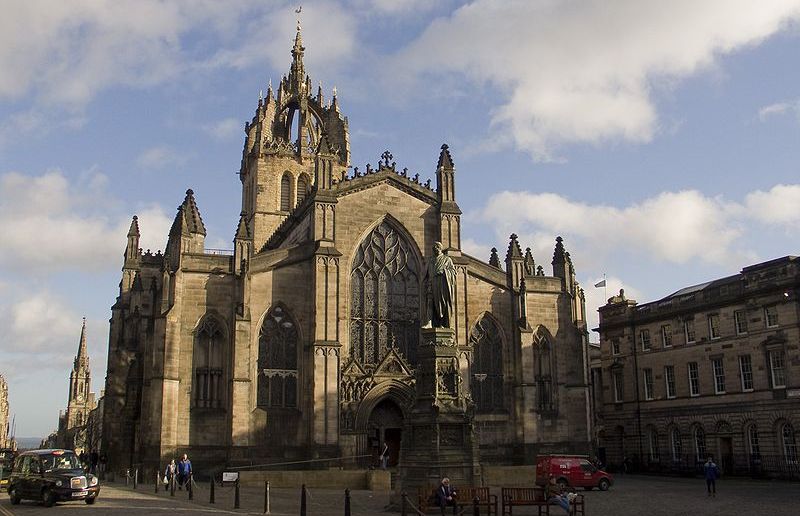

left=744, top=184, right=800, bottom=225
left=136, top=145, right=190, bottom=170
left=203, top=117, right=243, bottom=141
left=758, top=99, right=800, bottom=121
left=0, top=168, right=172, bottom=272
left=396, top=0, right=800, bottom=160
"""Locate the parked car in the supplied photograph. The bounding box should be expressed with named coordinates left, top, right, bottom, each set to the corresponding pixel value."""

left=6, top=449, right=100, bottom=506
left=536, top=454, right=614, bottom=491
left=0, top=449, right=15, bottom=489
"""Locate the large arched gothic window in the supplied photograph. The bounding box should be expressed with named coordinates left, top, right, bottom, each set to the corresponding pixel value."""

left=781, top=422, right=797, bottom=463
left=280, top=173, right=292, bottom=211
left=469, top=315, right=504, bottom=412
left=350, top=221, right=420, bottom=366
left=194, top=317, right=225, bottom=408
left=534, top=332, right=555, bottom=413
left=297, top=173, right=309, bottom=205
left=257, top=305, right=298, bottom=408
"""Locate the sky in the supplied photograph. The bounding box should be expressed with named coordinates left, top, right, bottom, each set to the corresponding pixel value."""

left=1, top=0, right=799, bottom=438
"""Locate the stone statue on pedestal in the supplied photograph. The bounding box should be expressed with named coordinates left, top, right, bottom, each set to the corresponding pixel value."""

left=425, top=242, right=456, bottom=329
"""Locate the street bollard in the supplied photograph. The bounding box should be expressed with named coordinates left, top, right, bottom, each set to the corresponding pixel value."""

left=126, top=469, right=130, bottom=486
left=133, top=468, right=138, bottom=489
left=210, top=477, right=215, bottom=504
left=264, top=480, right=270, bottom=514
left=473, top=496, right=480, bottom=516
left=401, top=491, right=408, bottom=516
left=344, top=488, right=351, bottom=516
left=188, top=473, right=193, bottom=500
left=170, top=474, right=176, bottom=497
left=155, top=470, right=159, bottom=493
left=234, top=479, right=241, bottom=509
left=300, top=484, right=307, bottom=516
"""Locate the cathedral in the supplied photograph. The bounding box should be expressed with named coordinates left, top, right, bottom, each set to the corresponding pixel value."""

left=102, top=26, right=592, bottom=473
left=53, top=319, right=96, bottom=452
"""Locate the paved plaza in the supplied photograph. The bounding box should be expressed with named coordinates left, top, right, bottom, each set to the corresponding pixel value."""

left=1, top=475, right=799, bottom=515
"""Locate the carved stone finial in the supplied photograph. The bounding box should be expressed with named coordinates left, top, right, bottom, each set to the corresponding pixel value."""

left=381, top=150, right=393, bottom=168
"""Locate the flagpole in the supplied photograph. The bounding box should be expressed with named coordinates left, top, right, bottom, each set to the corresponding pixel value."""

left=604, top=273, right=607, bottom=301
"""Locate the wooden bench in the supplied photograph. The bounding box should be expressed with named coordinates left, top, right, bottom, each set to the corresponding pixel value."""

left=501, top=487, right=585, bottom=516
left=418, top=486, right=496, bottom=515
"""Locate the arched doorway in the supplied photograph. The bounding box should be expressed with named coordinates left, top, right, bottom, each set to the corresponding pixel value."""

left=367, top=399, right=404, bottom=467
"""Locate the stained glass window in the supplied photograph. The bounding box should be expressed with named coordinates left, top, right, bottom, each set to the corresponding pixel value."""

left=194, top=317, right=224, bottom=408
left=350, top=221, right=419, bottom=366
left=469, top=315, right=504, bottom=412
left=280, top=173, right=292, bottom=211
left=258, top=305, right=298, bottom=408
left=534, top=333, right=555, bottom=412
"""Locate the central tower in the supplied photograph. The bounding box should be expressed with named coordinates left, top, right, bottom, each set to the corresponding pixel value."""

left=238, top=22, right=350, bottom=250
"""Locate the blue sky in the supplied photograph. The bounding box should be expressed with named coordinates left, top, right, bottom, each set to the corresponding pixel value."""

left=1, top=0, right=799, bottom=437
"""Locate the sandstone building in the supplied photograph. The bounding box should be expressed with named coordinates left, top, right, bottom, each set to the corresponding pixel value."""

left=102, top=28, right=592, bottom=473
left=54, top=319, right=97, bottom=453
left=0, top=373, right=12, bottom=449
left=595, top=256, right=800, bottom=478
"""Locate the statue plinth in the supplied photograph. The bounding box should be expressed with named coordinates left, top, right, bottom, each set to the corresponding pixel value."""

left=396, top=327, right=481, bottom=500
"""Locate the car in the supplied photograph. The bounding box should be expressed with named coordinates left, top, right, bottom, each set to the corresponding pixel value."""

left=6, top=449, right=100, bottom=506
left=535, top=454, right=614, bottom=491
left=0, top=449, right=15, bottom=489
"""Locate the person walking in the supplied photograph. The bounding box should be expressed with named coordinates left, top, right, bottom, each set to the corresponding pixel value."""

left=704, top=456, right=720, bottom=497
left=176, top=454, right=192, bottom=490
left=436, top=477, right=458, bottom=515
left=164, top=459, right=177, bottom=487
left=90, top=451, right=99, bottom=474
left=379, top=441, right=389, bottom=470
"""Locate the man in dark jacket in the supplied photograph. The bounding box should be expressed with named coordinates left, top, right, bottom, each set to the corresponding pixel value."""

left=177, top=454, right=192, bottom=490
left=435, top=477, right=458, bottom=515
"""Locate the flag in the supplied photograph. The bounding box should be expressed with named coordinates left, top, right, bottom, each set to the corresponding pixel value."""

left=594, top=279, right=606, bottom=288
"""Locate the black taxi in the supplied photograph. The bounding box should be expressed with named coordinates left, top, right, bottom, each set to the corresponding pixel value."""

left=6, top=449, right=99, bottom=506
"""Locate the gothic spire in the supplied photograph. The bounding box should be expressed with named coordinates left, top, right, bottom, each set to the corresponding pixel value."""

left=437, top=143, right=455, bottom=170
left=489, top=247, right=501, bottom=269
left=505, top=233, right=523, bottom=263
left=181, top=189, right=207, bottom=236
left=235, top=212, right=250, bottom=240
left=290, top=20, right=306, bottom=88
left=524, top=247, right=536, bottom=276
left=127, top=215, right=140, bottom=238
left=76, top=317, right=88, bottom=361
left=552, top=236, right=566, bottom=265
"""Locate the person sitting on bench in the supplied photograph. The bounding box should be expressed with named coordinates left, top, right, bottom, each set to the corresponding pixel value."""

left=546, top=475, right=571, bottom=515
left=436, top=477, right=458, bottom=515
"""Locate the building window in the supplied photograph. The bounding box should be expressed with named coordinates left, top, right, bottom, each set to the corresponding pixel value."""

left=280, top=173, right=292, bottom=211
left=643, top=368, right=654, bottom=400
left=647, top=428, right=660, bottom=462
left=611, top=338, right=620, bottom=355
left=694, top=426, right=707, bottom=462
left=665, top=365, right=676, bottom=399
left=782, top=423, right=797, bottom=463
left=350, top=221, right=420, bottom=366
left=661, top=324, right=672, bottom=347
left=470, top=315, right=505, bottom=413
left=708, top=314, right=720, bottom=340
left=194, top=317, right=225, bottom=408
left=769, top=350, right=786, bottom=389
left=671, top=428, right=682, bottom=462
left=747, top=424, right=760, bottom=459
left=684, top=319, right=696, bottom=344
left=688, top=362, right=699, bottom=397
left=739, top=355, right=754, bottom=392
left=765, top=305, right=779, bottom=328
left=613, top=370, right=624, bottom=403
left=640, top=329, right=651, bottom=351
left=257, top=305, right=298, bottom=408
left=734, top=310, right=748, bottom=335
left=533, top=332, right=555, bottom=413
left=712, top=358, right=726, bottom=394
left=296, top=173, right=309, bottom=205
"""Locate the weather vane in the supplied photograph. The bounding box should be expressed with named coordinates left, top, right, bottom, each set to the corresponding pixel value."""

left=295, top=6, right=302, bottom=31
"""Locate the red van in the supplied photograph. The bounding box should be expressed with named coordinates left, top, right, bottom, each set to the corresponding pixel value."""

left=535, top=455, right=613, bottom=491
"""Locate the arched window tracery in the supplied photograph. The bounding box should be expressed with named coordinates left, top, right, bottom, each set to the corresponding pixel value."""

left=534, top=332, right=555, bottom=413
left=297, top=174, right=309, bottom=205
left=257, top=305, right=298, bottom=408
left=350, top=221, right=419, bottom=367
left=469, top=315, right=504, bottom=412
left=194, top=317, right=225, bottom=408
left=781, top=422, right=797, bottom=463
left=280, top=173, right=292, bottom=211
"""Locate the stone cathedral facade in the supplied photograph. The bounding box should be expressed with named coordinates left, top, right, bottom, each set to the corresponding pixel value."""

left=103, top=28, right=592, bottom=472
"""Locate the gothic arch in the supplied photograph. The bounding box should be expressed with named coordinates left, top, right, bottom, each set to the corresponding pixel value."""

left=532, top=325, right=557, bottom=413
left=192, top=314, right=227, bottom=408
left=348, top=216, right=423, bottom=367
left=353, top=380, right=414, bottom=432
left=468, top=312, right=505, bottom=412
left=297, top=173, right=311, bottom=205
left=280, top=172, right=293, bottom=211
left=257, top=303, right=300, bottom=408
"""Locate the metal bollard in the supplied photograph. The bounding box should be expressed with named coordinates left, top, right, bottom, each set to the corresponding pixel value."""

left=234, top=479, right=241, bottom=509
left=473, top=495, right=480, bottom=516
left=133, top=468, right=138, bottom=489
left=155, top=470, right=159, bottom=493
left=300, top=484, right=307, bottom=516
left=210, top=477, right=215, bottom=504
left=401, top=491, right=408, bottom=516
left=126, top=469, right=130, bottom=486
left=344, top=488, right=351, bottom=516
left=264, top=480, right=270, bottom=514
left=170, top=474, right=176, bottom=497
left=188, top=473, right=193, bottom=500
